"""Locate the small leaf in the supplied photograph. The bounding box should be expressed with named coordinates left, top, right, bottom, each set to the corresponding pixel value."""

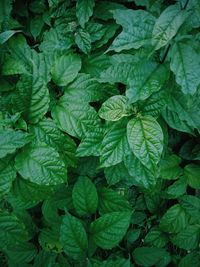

left=99, top=95, right=132, bottom=121
left=60, top=213, right=88, bottom=259
left=75, top=29, right=91, bottom=54
left=72, top=176, right=98, bottom=216
left=0, top=30, right=20, bottom=45
left=184, top=164, right=200, bottom=189
left=76, top=0, right=95, bottom=28
left=90, top=211, right=132, bottom=249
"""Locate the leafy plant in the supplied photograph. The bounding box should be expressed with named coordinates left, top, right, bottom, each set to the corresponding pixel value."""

left=0, top=0, right=200, bottom=266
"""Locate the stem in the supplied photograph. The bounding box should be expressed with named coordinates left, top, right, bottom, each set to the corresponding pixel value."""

left=183, top=0, right=189, bottom=9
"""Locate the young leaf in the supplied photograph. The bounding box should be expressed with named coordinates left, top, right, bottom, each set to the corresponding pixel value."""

left=90, top=211, right=132, bottom=249
left=76, top=0, right=95, bottom=28
left=72, top=176, right=98, bottom=216
left=98, top=95, right=132, bottom=121
left=60, top=213, right=88, bottom=259
left=127, top=115, right=163, bottom=170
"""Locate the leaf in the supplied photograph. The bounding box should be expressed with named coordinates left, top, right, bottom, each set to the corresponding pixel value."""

left=170, top=42, right=200, bottom=95
left=127, top=116, right=163, bottom=170
left=171, top=225, right=200, bottom=250
left=99, top=95, right=132, bottom=121
left=0, top=158, right=16, bottom=198
left=75, top=29, right=91, bottom=54
left=145, top=227, right=168, bottom=248
left=76, top=0, right=95, bottom=28
left=90, top=211, right=132, bottom=249
left=100, top=120, right=131, bottom=167
left=30, top=118, right=77, bottom=167
left=184, top=164, right=200, bottom=189
left=76, top=127, right=104, bottom=157
left=0, top=30, right=20, bottom=45
left=133, top=247, right=170, bottom=267
left=160, top=204, right=189, bottom=233
left=0, top=128, right=32, bottom=159
left=108, top=9, right=155, bottom=52
left=124, top=153, right=157, bottom=188
left=152, top=4, right=188, bottom=50
left=72, top=176, right=98, bottom=216
left=15, top=144, right=67, bottom=185
left=160, top=154, right=182, bottom=180
left=179, top=195, right=200, bottom=219
left=98, top=188, right=131, bottom=214
left=178, top=252, right=200, bottom=267
left=51, top=54, right=82, bottom=86
left=13, top=75, right=50, bottom=124
left=104, top=162, right=132, bottom=185
left=126, top=62, right=169, bottom=103
left=60, top=213, right=88, bottom=259
left=51, top=94, right=100, bottom=138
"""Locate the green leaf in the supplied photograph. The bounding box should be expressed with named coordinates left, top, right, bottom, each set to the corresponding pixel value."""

left=160, top=204, right=189, bottom=233
left=76, top=0, right=95, bottom=28
left=170, top=42, right=200, bottom=95
left=145, top=227, right=167, bottom=248
left=0, top=158, right=16, bottom=198
left=133, top=247, right=170, bottom=267
left=124, top=153, right=157, bottom=188
left=100, top=120, right=131, bottom=167
left=5, top=242, right=37, bottom=264
left=0, top=128, right=32, bottom=159
left=108, top=9, right=155, bottom=52
left=172, top=225, right=200, bottom=250
left=184, top=164, right=200, bottom=189
left=0, top=30, right=20, bottom=45
left=160, top=155, right=182, bottom=180
left=104, top=162, right=132, bottom=185
left=30, top=118, right=77, bottom=167
left=76, top=127, right=104, bottom=157
left=75, top=29, right=91, bottom=54
left=178, top=252, right=200, bottom=267
left=179, top=195, right=200, bottom=219
left=52, top=93, right=100, bottom=138
left=90, top=211, right=132, bottom=249
left=15, top=144, right=67, bottom=185
left=126, top=62, right=169, bottom=103
left=60, top=213, right=88, bottom=259
left=152, top=4, right=188, bottom=50
left=99, top=95, right=132, bottom=121
left=127, top=115, right=163, bottom=169
left=0, top=211, right=29, bottom=249
left=51, top=54, right=81, bottom=86
left=98, top=188, right=131, bottom=214
left=72, top=176, right=98, bottom=216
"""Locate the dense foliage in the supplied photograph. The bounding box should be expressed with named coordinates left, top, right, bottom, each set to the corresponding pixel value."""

left=0, top=0, right=200, bottom=266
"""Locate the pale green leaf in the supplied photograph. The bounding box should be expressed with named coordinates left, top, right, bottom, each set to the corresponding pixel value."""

left=127, top=116, right=163, bottom=169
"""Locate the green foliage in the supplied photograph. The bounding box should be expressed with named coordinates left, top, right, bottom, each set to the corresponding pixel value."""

left=0, top=0, right=200, bottom=265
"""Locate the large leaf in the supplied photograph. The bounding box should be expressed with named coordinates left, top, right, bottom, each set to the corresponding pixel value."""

left=127, top=116, right=163, bottom=169
left=52, top=94, right=100, bottom=138
left=160, top=204, right=189, bottom=233
left=51, top=54, right=81, bottom=86
left=100, top=120, right=131, bottom=167
left=99, top=95, right=132, bottom=121
left=60, top=213, right=88, bottom=259
left=98, top=188, right=131, bottom=214
left=126, top=62, right=169, bottom=103
left=108, top=9, right=155, bottom=52
left=90, top=211, right=132, bottom=249
left=152, top=4, right=188, bottom=50
left=72, top=176, right=98, bottom=216
left=0, top=128, right=32, bottom=159
left=15, top=144, right=67, bottom=185
left=170, top=42, right=200, bottom=95
left=133, top=247, right=170, bottom=267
